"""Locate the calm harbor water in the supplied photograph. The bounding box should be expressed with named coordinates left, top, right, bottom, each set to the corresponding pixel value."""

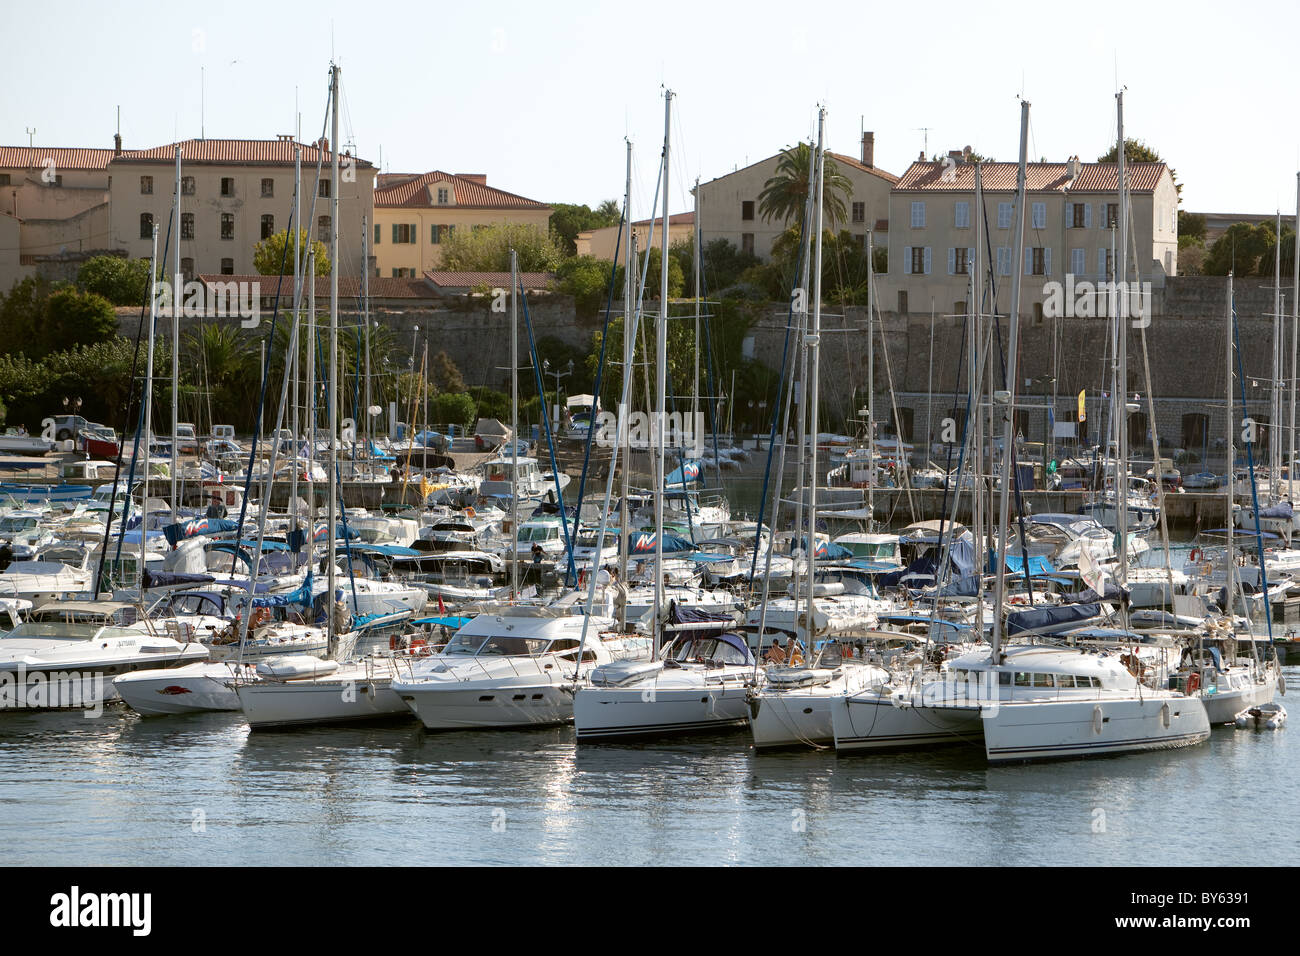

left=1, top=665, right=1296, bottom=867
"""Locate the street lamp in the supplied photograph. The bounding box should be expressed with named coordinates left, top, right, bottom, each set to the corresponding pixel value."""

left=543, top=358, right=573, bottom=428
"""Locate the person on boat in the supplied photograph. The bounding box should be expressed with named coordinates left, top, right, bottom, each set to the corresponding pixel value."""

left=765, top=637, right=786, bottom=665
left=531, top=543, right=544, bottom=566
left=206, top=493, right=227, bottom=519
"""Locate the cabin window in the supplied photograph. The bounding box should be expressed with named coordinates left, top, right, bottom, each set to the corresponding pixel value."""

left=1014, top=672, right=1032, bottom=686
left=1032, top=673, right=1054, bottom=688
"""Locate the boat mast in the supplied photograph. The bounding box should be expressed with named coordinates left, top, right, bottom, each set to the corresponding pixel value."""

left=619, top=140, right=632, bottom=630
left=306, top=250, right=316, bottom=547
left=1273, top=209, right=1283, bottom=498
left=792, top=137, right=815, bottom=619
left=1226, top=273, right=1235, bottom=617
left=804, top=108, right=826, bottom=660
left=866, top=229, right=875, bottom=527
left=654, top=89, right=672, bottom=658
left=991, top=99, right=1030, bottom=665
left=363, top=214, right=371, bottom=459
left=291, top=144, right=301, bottom=526
left=172, top=144, right=182, bottom=522
left=693, top=176, right=701, bottom=440
left=143, top=223, right=159, bottom=580
left=972, top=162, right=984, bottom=574
left=510, top=248, right=519, bottom=602
left=1116, top=91, right=1129, bottom=584
left=1292, top=172, right=1300, bottom=502
left=327, top=63, right=339, bottom=655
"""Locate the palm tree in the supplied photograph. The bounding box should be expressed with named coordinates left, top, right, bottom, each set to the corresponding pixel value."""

left=757, top=142, right=853, bottom=230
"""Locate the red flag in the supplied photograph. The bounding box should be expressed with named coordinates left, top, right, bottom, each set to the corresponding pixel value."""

left=437, top=593, right=446, bottom=615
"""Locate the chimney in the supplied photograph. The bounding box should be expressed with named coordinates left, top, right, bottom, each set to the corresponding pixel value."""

left=860, top=131, right=874, bottom=168
left=113, top=132, right=122, bottom=156
left=948, top=149, right=963, bottom=163
left=316, top=136, right=329, bottom=154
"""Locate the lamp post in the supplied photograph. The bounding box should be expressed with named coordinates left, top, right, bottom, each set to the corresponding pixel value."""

left=543, top=358, right=573, bottom=429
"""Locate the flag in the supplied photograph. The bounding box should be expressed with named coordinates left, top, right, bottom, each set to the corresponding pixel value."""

left=1077, top=389, right=1087, bottom=423
left=1079, top=544, right=1105, bottom=594
left=419, top=475, right=433, bottom=500
left=437, top=593, right=446, bottom=614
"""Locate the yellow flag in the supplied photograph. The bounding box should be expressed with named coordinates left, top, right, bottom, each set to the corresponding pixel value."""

left=1077, top=389, right=1086, bottom=423
left=419, top=475, right=433, bottom=500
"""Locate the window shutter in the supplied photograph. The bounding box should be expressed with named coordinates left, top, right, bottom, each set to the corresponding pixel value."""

left=392, top=224, right=399, bottom=243
left=1044, top=248, right=1051, bottom=276
left=1025, top=248, right=1033, bottom=275
left=1084, top=203, right=1092, bottom=229
left=923, top=247, right=932, bottom=275
left=1097, top=204, right=1106, bottom=229
left=947, top=247, right=955, bottom=275
left=1064, top=202, right=1072, bottom=227
left=1098, top=248, right=1106, bottom=277
left=904, top=247, right=912, bottom=274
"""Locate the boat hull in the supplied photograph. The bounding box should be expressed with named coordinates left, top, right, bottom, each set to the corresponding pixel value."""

left=573, top=680, right=751, bottom=740
left=395, top=678, right=576, bottom=730
left=981, top=695, right=1210, bottom=763
left=831, top=693, right=984, bottom=752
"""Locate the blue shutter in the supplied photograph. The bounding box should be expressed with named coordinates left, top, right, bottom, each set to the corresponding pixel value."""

left=904, top=246, right=912, bottom=274
left=1025, top=248, right=1033, bottom=275
left=947, top=247, right=955, bottom=274
left=1044, top=248, right=1052, bottom=276
left=1064, top=202, right=1073, bottom=228
left=923, top=247, right=932, bottom=274
left=1098, top=248, right=1106, bottom=277
left=1084, top=203, right=1092, bottom=229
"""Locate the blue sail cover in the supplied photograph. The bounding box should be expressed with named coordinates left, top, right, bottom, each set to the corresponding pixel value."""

left=626, top=531, right=696, bottom=555
left=1067, top=582, right=1130, bottom=604
left=1258, top=502, right=1294, bottom=519
left=802, top=537, right=854, bottom=561
left=142, top=570, right=215, bottom=589
left=313, top=523, right=361, bottom=541
left=163, top=517, right=240, bottom=546
left=1006, top=603, right=1100, bottom=636
left=986, top=551, right=1056, bottom=576
left=666, top=460, right=702, bottom=486
left=252, top=568, right=313, bottom=608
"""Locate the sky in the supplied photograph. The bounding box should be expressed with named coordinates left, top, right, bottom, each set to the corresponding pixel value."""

left=5, top=0, right=1300, bottom=220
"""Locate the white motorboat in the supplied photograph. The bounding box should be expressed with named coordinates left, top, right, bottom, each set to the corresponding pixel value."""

left=393, top=609, right=649, bottom=730
left=0, top=601, right=208, bottom=710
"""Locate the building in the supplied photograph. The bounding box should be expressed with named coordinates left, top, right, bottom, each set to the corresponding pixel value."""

left=881, top=154, right=1180, bottom=318
left=575, top=211, right=694, bottom=260
left=694, top=133, right=898, bottom=261
left=372, top=171, right=550, bottom=277
left=1194, top=210, right=1295, bottom=247
left=106, top=137, right=375, bottom=280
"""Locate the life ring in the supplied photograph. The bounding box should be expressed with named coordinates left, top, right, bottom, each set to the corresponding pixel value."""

left=1189, top=548, right=1203, bottom=563
left=1187, top=671, right=1201, bottom=694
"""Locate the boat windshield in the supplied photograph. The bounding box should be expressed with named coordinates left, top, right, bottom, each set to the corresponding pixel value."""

left=666, top=636, right=749, bottom=666
left=4, top=622, right=138, bottom=641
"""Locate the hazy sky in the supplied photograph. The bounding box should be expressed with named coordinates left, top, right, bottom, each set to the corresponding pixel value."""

left=5, top=0, right=1298, bottom=219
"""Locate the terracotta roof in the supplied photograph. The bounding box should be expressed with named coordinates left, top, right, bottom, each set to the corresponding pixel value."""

left=631, top=211, right=694, bottom=228
left=893, top=160, right=1169, bottom=193
left=826, top=151, right=901, bottom=184
left=196, top=274, right=435, bottom=299
left=0, top=147, right=117, bottom=171
left=425, top=271, right=553, bottom=290
left=111, top=139, right=372, bottom=168
left=375, top=171, right=548, bottom=210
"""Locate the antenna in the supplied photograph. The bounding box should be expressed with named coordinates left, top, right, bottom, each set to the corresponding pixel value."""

left=200, top=66, right=205, bottom=140
left=915, top=127, right=930, bottom=157
left=25, top=127, right=35, bottom=149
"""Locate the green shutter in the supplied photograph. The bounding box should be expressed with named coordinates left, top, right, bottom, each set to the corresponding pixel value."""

left=392, top=224, right=399, bottom=243
left=374, top=224, right=380, bottom=244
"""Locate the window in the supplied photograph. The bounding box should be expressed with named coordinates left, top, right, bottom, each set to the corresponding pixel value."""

left=220, top=177, right=234, bottom=196
left=140, top=176, right=153, bottom=194
left=260, top=214, right=275, bottom=240
left=181, top=212, right=194, bottom=240
left=318, top=179, right=331, bottom=198
left=1033, top=302, right=1044, bottom=325
left=1031, top=202, right=1046, bottom=229
left=954, top=301, right=966, bottom=315
left=954, top=201, right=969, bottom=229
left=0, top=174, right=9, bottom=186
left=741, top=233, right=754, bottom=256
left=437, top=187, right=449, bottom=204
left=742, top=200, right=755, bottom=221
left=139, top=212, right=153, bottom=239
left=393, top=268, right=416, bottom=278
left=374, top=223, right=381, bottom=245
left=432, top=224, right=449, bottom=244
left=1030, top=247, right=1047, bottom=275
left=181, top=176, right=195, bottom=195
left=997, top=247, right=1011, bottom=276
left=997, top=202, right=1012, bottom=229
left=220, top=258, right=234, bottom=275
left=898, top=291, right=908, bottom=314
left=1105, top=203, right=1119, bottom=228
left=1098, top=248, right=1113, bottom=279
left=261, top=178, right=274, bottom=198
left=1070, top=248, right=1085, bottom=276
left=393, top=223, right=415, bottom=244
left=908, top=246, right=930, bottom=274
left=220, top=213, right=234, bottom=240
left=852, top=201, right=865, bottom=224
left=1069, top=202, right=1089, bottom=228
left=1182, top=413, right=1209, bottom=451
left=318, top=215, right=331, bottom=244
left=181, top=257, right=194, bottom=280
left=910, top=201, right=926, bottom=229
left=951, top=247, right=970, bottom=275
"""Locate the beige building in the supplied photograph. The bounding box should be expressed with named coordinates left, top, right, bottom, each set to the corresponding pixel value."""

left=372, top=171, right=550, bottom=277
left=106, top=137, right=375, bottom=279
left=882, top=155, right=1180, bottom=317
left=576, top=211, right=694, bottom=260
left=694, top=133, right=898, bottom=261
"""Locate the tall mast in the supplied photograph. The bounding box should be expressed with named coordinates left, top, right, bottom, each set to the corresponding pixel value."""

left=510, top=248, right=519, bottom=602
left=1274, top=209, right=1283, bottom=496
left=804, top=108, right=826, bottom=656
left=991, top=99, right=1031, bottom=664
left=363, top=216, right=371, bottom=457
left=327, top=63, right=340, bottom=654
left=306, top=251, right=316, bottom=540
left=654, top=89, right=672, bottom=657
left=972, top=163, right=984, bottom=574
left=1115, top=91, right=1129, bottom=583
left=1227, top=273, right=1235, bottom=614
left=1292, top=173, right=1300, bottom=501
left=693, top=177, right=701, bottom=433
left=143, top=224, right=159, bottom=579
left=619, top=140, right=633, bottom=630
left=171, top=144, right=182, bottom=521
left=866, top=230, right=875, bottom=526
left=291, top=144, right=301, bottom=526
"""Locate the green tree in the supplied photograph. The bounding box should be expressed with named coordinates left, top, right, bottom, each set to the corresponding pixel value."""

left=431, top=392, right=476, bottom=429
left=253, top=229, right=330, bottom=276
left=184, top=324, right=258, bottom=424
left=42, top=337, right=144, bottom=426
left=430, top=350, right=465, bottom=393
left=555, top=255, right=617, bottom=319
left=77, top=255, right=153, bottom=306
left=757, top=142, right=853, bottom=229
left=44, top=289, right=118, bottom=355
left=1097, top=138, right=1181, bottom=199
left=440, top=222, right=563, bottom=273
left=0, top=352, right=50, bottom=425
left=1203, top=221, right=1277, bottom=276
left=1178, top=211, right=1206, bottom=241
left=0, top=275, right=57, bottom=350
left=548, top=201, right=621, bottom=256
